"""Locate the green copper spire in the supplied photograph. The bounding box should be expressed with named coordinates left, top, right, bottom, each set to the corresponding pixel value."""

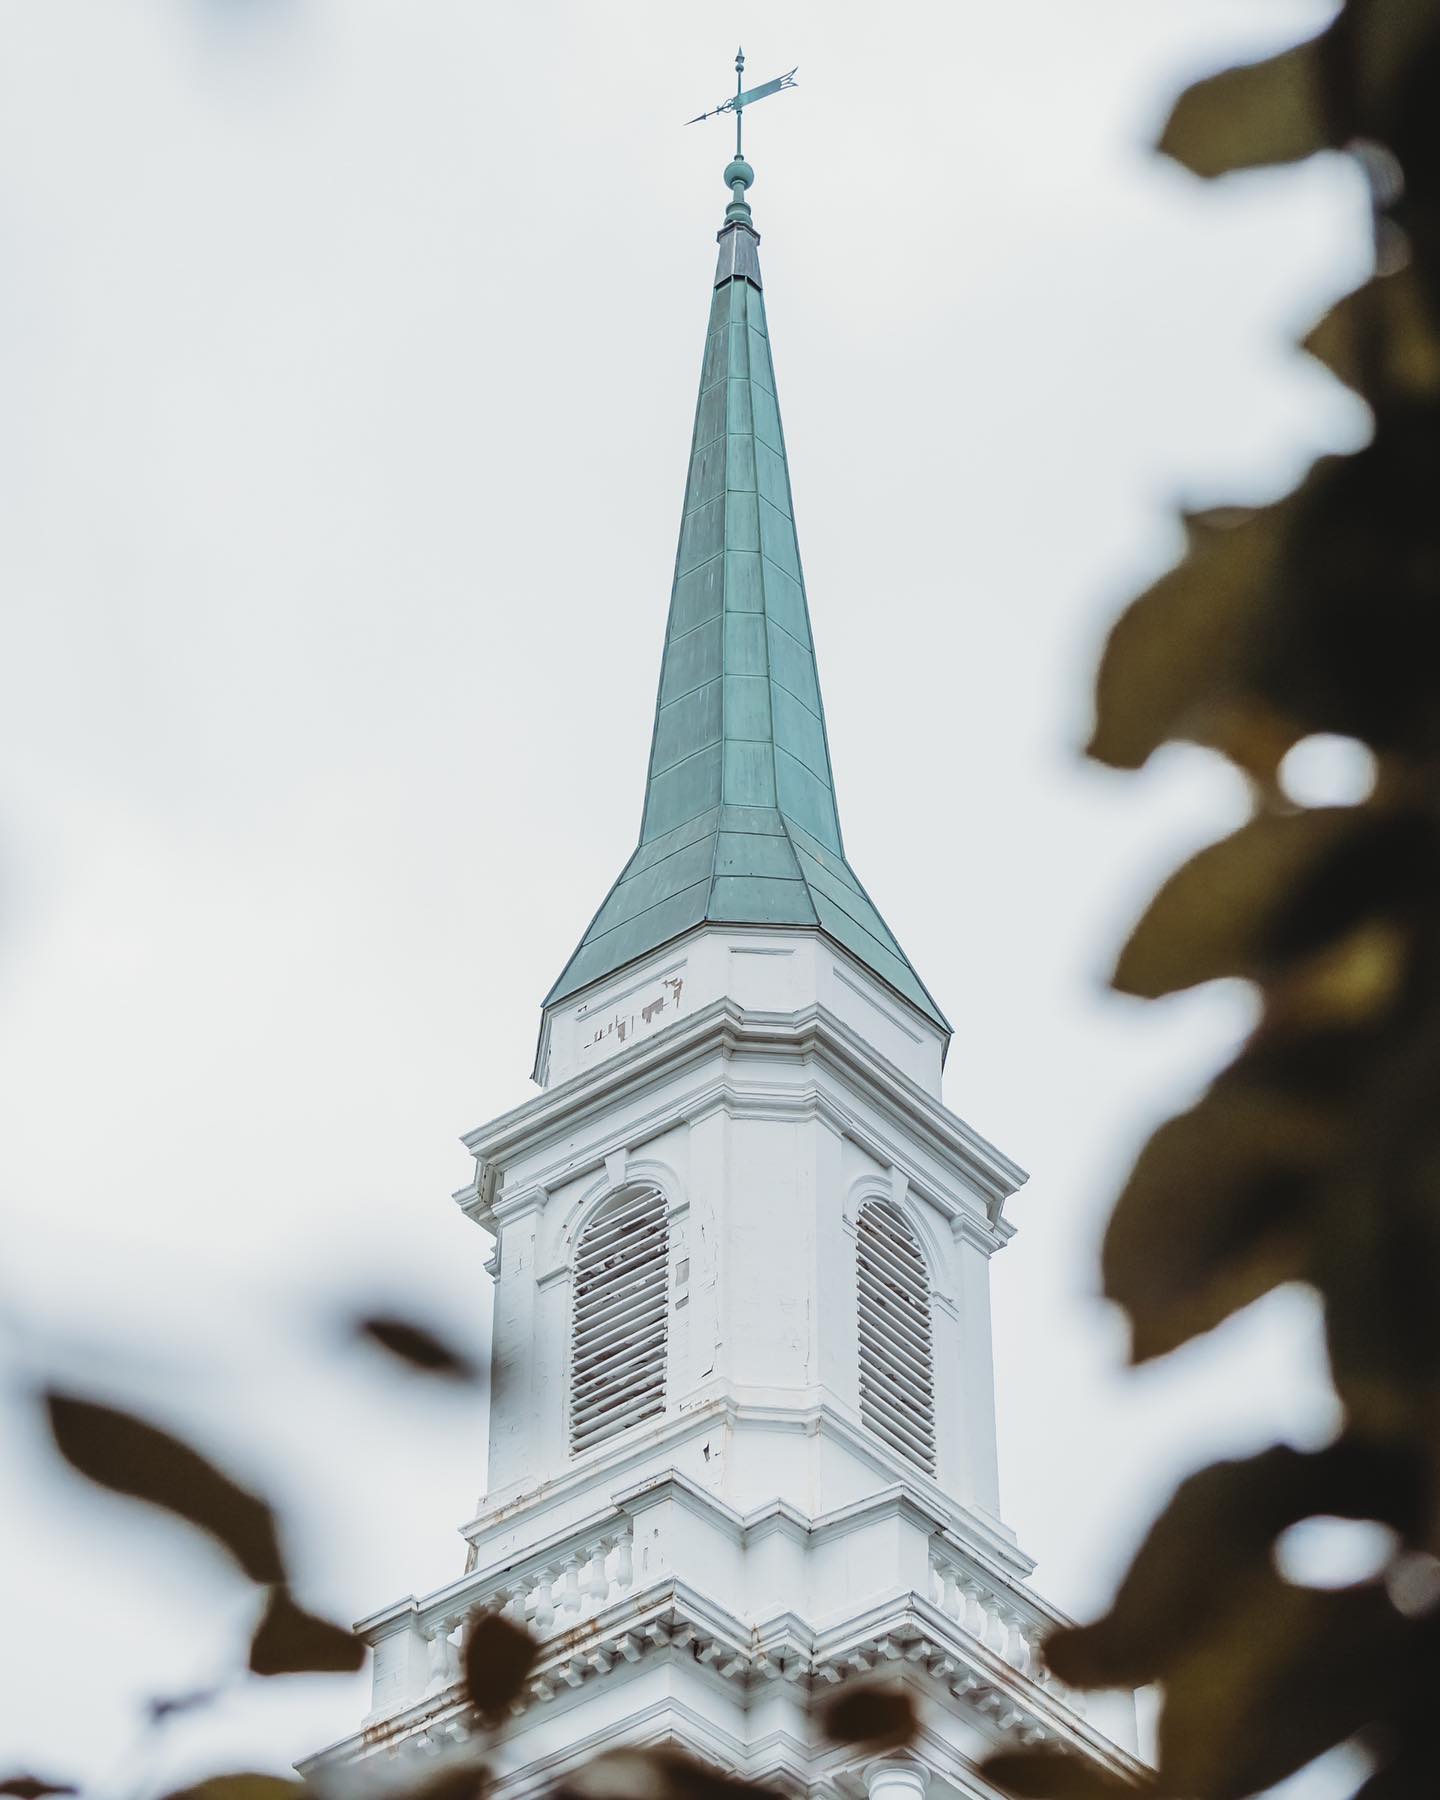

left=545, top=153, right=949, bottom=1037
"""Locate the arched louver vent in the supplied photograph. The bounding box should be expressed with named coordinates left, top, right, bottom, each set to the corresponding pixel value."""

left=857, top=1200, right=936, bottom=1473
left=570, top=1187, right=669, bottom=1454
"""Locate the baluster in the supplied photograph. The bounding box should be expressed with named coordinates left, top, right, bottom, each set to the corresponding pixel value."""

left=941, top=1564, right=961, bottom=1621
left=561, top=1553, right=582, bottom=1616
left=533, top=1567, right=556, bottom=1634
left=615, top=1532, right=634, bottom=1591
left=584, top=1541, right=611, bottom=1607
left=961, top=1580, right=986, bottom=1637
left=425, top=1621, right=460, bottom=1691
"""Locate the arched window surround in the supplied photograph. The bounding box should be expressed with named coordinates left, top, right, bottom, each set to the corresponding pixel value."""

left=854, top=1195, right=938, bottom=1475
left=567, top=1183, right=671, bottom=1456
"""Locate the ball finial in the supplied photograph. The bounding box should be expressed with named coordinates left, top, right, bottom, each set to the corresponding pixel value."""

left=724, top=157, right=754, bottom=192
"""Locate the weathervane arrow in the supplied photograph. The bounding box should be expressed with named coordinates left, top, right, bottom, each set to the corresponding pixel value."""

left=686, top=48, right=797, bottom=156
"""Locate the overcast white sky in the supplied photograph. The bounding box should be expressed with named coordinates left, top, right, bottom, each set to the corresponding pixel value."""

left=1, top=0, right=1377, bottom=1791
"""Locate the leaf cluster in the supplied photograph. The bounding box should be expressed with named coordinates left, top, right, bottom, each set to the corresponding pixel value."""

left=991, top=3, right=1440, bottom=1795
left=4, top=1312, right=484, bottom=1800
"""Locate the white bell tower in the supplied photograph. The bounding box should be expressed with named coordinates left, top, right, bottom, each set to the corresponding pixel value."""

left=304, top=145, right=1140, bottom=1799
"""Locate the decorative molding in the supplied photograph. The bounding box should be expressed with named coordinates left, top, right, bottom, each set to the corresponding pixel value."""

left=459, top=1003, right=1021, bottom=1258
left=314, top=1581, right=1144, bottom=1789
left=461, top=1430, right=1035, bottom=1605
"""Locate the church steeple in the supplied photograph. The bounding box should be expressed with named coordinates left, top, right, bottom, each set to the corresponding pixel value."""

left=546, top=157, right=949, bottom=1037
left=307, top=99, right=1141, bottom=1791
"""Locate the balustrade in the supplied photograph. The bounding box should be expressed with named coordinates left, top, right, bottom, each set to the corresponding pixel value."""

left=927, top=1546, right=1080, bottom=1713
left=423, top=1522, right=637, bottom=1688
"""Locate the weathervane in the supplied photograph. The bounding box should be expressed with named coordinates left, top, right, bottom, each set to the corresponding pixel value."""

left=686, top=47, right=797, bottom=159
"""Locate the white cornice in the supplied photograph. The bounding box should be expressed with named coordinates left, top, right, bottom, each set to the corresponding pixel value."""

left=460, top=1000, right=1026, bottom=1243
left=309, top=1581, right=1146, bottom=1790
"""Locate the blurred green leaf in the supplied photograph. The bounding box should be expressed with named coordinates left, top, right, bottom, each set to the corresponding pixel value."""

left=248, top=1587, right=364, bottom=1677
left=44, top=1393, right=283, bottom=1585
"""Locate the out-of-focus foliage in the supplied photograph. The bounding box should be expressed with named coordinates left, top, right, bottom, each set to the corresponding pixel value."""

left=158, top=1779, right=303, bottom=1800
left=989, top=1, right=1440, bottom=1794
left=982, top=1751, right=1147, bottom=1800
left=462, top=1612, right=538, bottom=1725
left=248, top=1588, right=366, bottom=1678
left=550, top=1749, right=780, bottom=1800
left=355, top=1316, right=483, bottom=1383
left=44, top=1393, right=287, bottom=1585
left=817, top=1682, right=919, bottom=1753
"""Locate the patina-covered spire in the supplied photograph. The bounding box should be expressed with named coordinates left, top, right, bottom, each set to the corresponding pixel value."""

left=545, top=151, right=949, bottom=1036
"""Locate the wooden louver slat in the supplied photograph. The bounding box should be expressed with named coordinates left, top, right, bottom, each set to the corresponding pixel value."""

left=856, top=1200, right=936, bottom=1474
left=570, top=1186, right=668, bottom=1454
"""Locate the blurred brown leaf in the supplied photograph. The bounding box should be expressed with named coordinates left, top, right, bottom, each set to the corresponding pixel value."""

left=1082, top=6, right=1440, bottom=1795
left=44, top=1393, right=284, bottom=1585
left=818, top=1682, right=917, bottom=1750
left=1087, top=501, right=1301, bottom=773
left=1354, top=1747, right=1440, bottom=1799
left=1045, top=1439, right=1425, bottom=1691
left=1350, top=0, right=1440, bottom=127
left=1102, top=1089, right=1327, bottom=1363
left=1158, top=41, right=1324, bottom=178
left=1315, top=1118, right=1440, bottom=1444
left=158, top=1780, right=303, bottom=1800
left=248, top=1586, right=364, bottom=1677
left=1157, top=1576, right=1417, bottom=1797
left=395, top=1764, right=491, bottom=1800
left=1261, top=921, right=1407, bottom=1032
left=1112, top=807, right=1359, bottom=999
left=462, top=1611, right=538, bottom=1723
left=1304, top=269, right=1440, bottom=402
left=356, top=1316, right=481, bottom=1383
left=551, top=1749, right=776, bottom=1800
left=0, top=1780, right=78, bottom=1800
left=147, top=1689, right=220, bottom=1723
left=981, top=1749, right=1146, bottom=1799
left=1265, top=413, right=1440, bottom=753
